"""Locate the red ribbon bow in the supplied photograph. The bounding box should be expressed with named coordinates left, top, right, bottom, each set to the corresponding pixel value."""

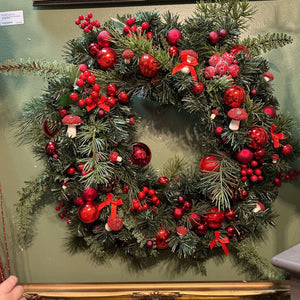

left=86, top=95, right=110, bottom=112
left=210, top=231, right=229, bottom=256
left=172, top=52, right=199, bottom=82
left=270, top=124, right=284, bottom=148
left=98, top=193, right=123, bottom=218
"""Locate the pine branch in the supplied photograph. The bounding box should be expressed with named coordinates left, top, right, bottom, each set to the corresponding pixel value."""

left=242, top=33, right=293, bottom=56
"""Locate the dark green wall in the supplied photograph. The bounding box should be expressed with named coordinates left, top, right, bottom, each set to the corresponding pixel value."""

left=0, top=0, right=299, bottom=283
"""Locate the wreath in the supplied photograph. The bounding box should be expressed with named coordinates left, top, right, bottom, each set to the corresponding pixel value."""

left=1, top=0, right=299, bottom=279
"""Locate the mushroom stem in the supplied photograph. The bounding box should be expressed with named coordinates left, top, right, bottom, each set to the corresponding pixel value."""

left=211, top=114, right=217, bottom=120
left=66, top=124, right=78, bottom=138
left=272, top=158, right=278, bottom=163
left=124, top=58, right=131, bottom=64
left=229, top=119, right=241, bottom=131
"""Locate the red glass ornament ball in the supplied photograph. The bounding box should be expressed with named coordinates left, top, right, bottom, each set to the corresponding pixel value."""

left=97, top=48, right=117, bottom=70
left=97, top=30, right=113, bottom=48
left=225, top=209, right=236, bottom=221
left=189, top=213, right=201, bottom=227
left=281, top=144, right=293, bottom=156
left=146, top=240, right=153, bottom=248
left=199, top=154, right=220, bottom=173
left=214, top=126, right=223, bottom=137
left=45, top=141, right=57, bottom=155
left=223, top=85, right=246, bottom=108
left=88, top=43, right=100, bottom=56
left=254, top=149, right=266, bottom=159
left=166, top=29, right=182, bottom=46
left=118, top=91, right=130, bottom=103
left=107, top=215, right=123, bottom=231
left=78, top=202, right=99, bottom=223
left=262, top=105, right=276, bottom=119
left=82, top=187, right=98, bottom=201
left=173, top=207, right=184, bottom=220
left=130, top=142, right=152, bottom=166
left=195, top=223, right=208, bottom=235
left=208, top=31, right=219, bottom=45
left=248, top=126, right=269, bottom=149
left=192, top=82, right=204, bottom=95
left=204, top=207, right=224, bottom=229
left=139, top=54, right=160, bottom=78
left=169, top=46, right=179, bottom=57
left=105, top=96, right=118, bottom=108
left=155, top=228, right=171, bottom=249
left=183, top=200, right=193, bottom=212
left=67, top=167, right=76, bottom=175
left=226, top=225, right=237, bottom=237
left=106, top=83, right=118, bottom=96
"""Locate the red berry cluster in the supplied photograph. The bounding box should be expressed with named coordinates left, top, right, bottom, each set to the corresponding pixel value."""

left=131, top=187, right=160, bottom=212
left=75, top=13, right=100, bottom=33
left=103, top=83, right=131, bottom=110
left=173, top=196, right=193, bottom=220
left=240, top=159, right=264, bottom=183
left=123, top=17, right=153, bottom=39
left=77, top=162, right=94, bottom=176
left=55, top=202, right=68, bottom=220
left=204, top=51, right=239, bottom=80
left=274, top=169, right=300, bottom=186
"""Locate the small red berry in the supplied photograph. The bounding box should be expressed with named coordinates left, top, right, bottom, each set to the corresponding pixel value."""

left=142, top=186, right=149, bottom=193
left=78, top=99, right=85, bottom=108
left=254, top=168, right=262, bottom=176
left=250, top=175, right=258, bottom=182
left=106, top=83, right=118, bottom=96
left=75, top=19, right=81, bottom=25
left=87, top=13, right=93, bottom=18
left=78, top=15, right=84, bottom=20
left=123, top=25, right=130, bottom=33
left=55, top=206, right=60, bottom=211
left=148, top=189, right=156, bottom=196
left=250, top=160, right=258, bottom=167
left=138, top=191, right=146, bottom=199
left=93, top=84, right=101, bottom=91
left=87, top=76, right=95, bottom=84
left=146, top=32, right=153, bottom=39
left=246, top=168, right=253, bottom=176
left=84, top=28, right=90, bottom=33
left=58, top=107, right=68, bottom=117
left=76, top=79, right=85, bottom=87
left=70, top=93, right=79, bottom=101
left=141, top=22, right=149, bottom=31
left=240, top=169, right=247, bottom=176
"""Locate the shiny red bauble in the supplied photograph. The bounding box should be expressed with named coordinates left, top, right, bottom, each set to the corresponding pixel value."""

left=107, top=215, right=123, bottom=231
left=155, top=228, right=171, bottom=249
left=192, top=82, right=204, bottom=95
left=130, top=142, right=152, bottom=166
left=105, top=96, right=118, bottom=108
left=281, top=144, right=293, bottom=156
left=204, top=207, right=224, bottom=229
left=173, top=207, right=184, bottom=220
left=166, top=29, right=182, bottom=46
left=88, top=43, right=100, bottom=56
left=226, top=225, right=237, bottom=237
left=195, top=223, right=208, bottom=235
left=189, top=213, right=201, bottom=227
left=248, top=126, right=269, bottom=149
left=67, top=167, right=76, bottom=175
left=223, top=85, right=246, bottom=107
left=45, top=141, right=57, bottom=155
left=208, top=31, right=219, bottom=45
left=97, top=30, right=113, bottom=47
left=106, top=83, right=118, bottom=96
left=225, top=209, right=236, bottom=221
left=82, top=187, right=98, bottom=201
left=262, top=105, right=276, bottom=119
left=199, top=154, right=220, bottom=173
left=78, top=202, right=99, bottom=223
left=169, top=46, right=179, bottom=57
left=97, top=48, right=117, bottom=70
left=139, top=54, right=160, bottom=78
left=214, top=126, right=224, bottom=137
left=118, top=91, right=130, bottom=104
left=235, top=148, right=254, bottom=164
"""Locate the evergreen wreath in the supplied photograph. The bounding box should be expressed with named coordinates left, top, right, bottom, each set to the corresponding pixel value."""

left=1, top=0, right=299, bottom=279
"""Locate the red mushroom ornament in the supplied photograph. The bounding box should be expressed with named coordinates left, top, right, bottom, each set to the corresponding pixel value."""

left=227, top=108, right=247, bottom=131
left=271, top=154, right=279, bottom=163
left=263, top=72, right=274, bottom=82
left=62, top=115, right=82, bottom=138
left=122, top=49, right=134, bottom=64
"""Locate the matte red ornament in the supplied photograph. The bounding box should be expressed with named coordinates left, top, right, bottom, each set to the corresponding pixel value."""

left=45, top=141, right=57, bottom=155
left=97, top=48, right=117, bottom=70
left=235, top=148, right=254, bottom=164
left=107, top=215, right=123, bottom=231
left=226, top=225, right=237, bottom=237
left=155, top=228, right=171, bottom=249
left=166, top=29, right=182, bottom=46
left=97, top=30, right=113, bottom=47
left=281, top=144, right=293, bottom=156
left=199, top=155, right=220, bottom=173
left=139, top=54, right=160, bottom=78
left=82, top=187, right=98, bottom=201
left=195, top=223, right=208, bottom=235
left=262, top=105, right=276, bottom=119
left=78, top=202, right=99, bottom=223
left=208, top=31, right=219, bottom=45
left=223, top=85, right=246, bottom=107
left=130, top=142, right=152, bottom=166
left=204, top=207, right=224, bottom=229
left=189, top=213, right=201, bottom=227
left=225, top=209, right=236, bottom=221
left=248, top=126, right=269, bottom=149
left=173, top=207, right=184, bottom=220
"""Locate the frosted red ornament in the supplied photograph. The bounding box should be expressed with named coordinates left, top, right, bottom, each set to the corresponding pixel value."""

left=139, top=54, right=160, bottom=78
left=82, top=187, right=98, bottom=201
left=204, top=207, right=224, bottom=229
left=223, top=85, right=246, bottom=107
left=78, top=202, right=99, bottom=223
left=97, top=30, right=113, bottom=47
left=130, top=142, right=152, bottom=166
left=262, top=105, right=276, bottom=119
left=199, top=154, right=220, bottom=173
left=248, top=126, right=269, bottom=149
left=235, top=148, right=254, bottom=164
left=107, top=215, right=123, bottom=231
left=97, top=48, right=117, bottom=70
left=281, top=144, right=293, bottom=156
left=166, top=29, right=182, bottom=46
